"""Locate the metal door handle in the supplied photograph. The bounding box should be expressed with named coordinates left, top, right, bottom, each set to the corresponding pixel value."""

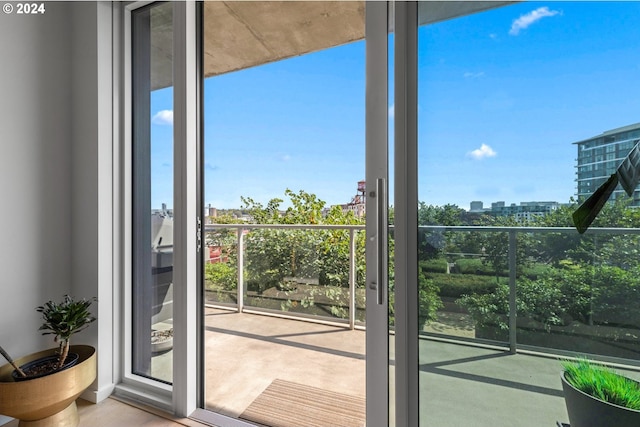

left=374, top=178, right=388, bottom=305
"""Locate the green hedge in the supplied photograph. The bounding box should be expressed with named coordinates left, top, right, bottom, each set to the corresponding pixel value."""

left=425, top=272, right=501, bottom=298
left=419, top=259, right=447, bottom=273
left=421, top=257, right=554, bottom=281
left=453, top=258, right=497, bottom=276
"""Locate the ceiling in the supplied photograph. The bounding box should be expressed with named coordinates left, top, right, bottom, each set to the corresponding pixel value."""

left=150, top=1, right=515, bottom=90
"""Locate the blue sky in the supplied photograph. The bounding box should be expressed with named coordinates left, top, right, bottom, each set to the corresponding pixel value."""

left=150, top=2, right=640, bottom=211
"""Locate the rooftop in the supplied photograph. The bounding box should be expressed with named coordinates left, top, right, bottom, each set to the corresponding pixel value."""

left=573, top=122, right=640, bottom=145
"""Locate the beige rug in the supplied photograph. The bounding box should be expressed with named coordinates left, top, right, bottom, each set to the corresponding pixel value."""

left=240, top=379, right=365, bottom=427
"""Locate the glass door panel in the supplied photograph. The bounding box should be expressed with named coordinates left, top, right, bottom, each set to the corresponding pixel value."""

left=416, top=2, right=640, bottom=426
left=200, top=2, right=369, bottom=425
left=131, top=1, right=174, bottom=384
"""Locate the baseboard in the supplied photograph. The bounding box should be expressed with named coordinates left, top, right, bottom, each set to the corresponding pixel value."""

left=80, top=383, right=116, bottom=404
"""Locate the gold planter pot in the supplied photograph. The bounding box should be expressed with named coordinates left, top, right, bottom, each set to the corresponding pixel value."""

left=0, top=345, right=96, bottom=427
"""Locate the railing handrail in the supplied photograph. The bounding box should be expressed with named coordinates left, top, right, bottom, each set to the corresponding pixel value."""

left=419, top=225, right=640, bottom=234
left=206, top=222, right=640, bottom=235
left=205, top=223, right=365, bottom=231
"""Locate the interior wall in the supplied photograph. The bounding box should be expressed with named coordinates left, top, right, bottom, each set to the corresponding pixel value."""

left=0, top=4, right=73, bottom=424
left=0, top=2, right=115, bottom=418
left=70, top=1, right=115, bottom=403
left=0, top=2, right=73, bottom=359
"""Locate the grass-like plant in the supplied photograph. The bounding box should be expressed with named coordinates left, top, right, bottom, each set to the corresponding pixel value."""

left=563, top=359, right=640, bottom=410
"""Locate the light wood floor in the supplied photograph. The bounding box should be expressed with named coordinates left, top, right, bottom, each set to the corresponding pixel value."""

left=3, top=398, right=209, bottom=427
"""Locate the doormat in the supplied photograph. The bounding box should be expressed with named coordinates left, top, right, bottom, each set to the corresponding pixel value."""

left=240, top=379, right=365, bottom=427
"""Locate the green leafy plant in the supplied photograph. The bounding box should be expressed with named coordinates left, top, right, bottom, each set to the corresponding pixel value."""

left=389, top=271, right=443, bottom=330
left=37, top=295, right=96, bottom=369
left=205, top=261, right=237, bottom=292
left=563, top=359, right=640, bottom=410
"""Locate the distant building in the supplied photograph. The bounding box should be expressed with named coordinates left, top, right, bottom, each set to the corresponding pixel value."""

left=490, top=201, right=560, bottom=221
left=469, top=201, right=484, bottom=212
left=151, top=202, right=173, bottom=218
left=343, top=202, right=365, bottom=218
left=575, top=122, right=640, bottom=206
left=333, top=180, right=366, bottom=218
left=469, top=200, right=562, bottom=221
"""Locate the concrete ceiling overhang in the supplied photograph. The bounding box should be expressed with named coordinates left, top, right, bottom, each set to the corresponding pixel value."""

left=203, top=1, right=365, bottom=79
left=150, top=1, right=515, bottom=91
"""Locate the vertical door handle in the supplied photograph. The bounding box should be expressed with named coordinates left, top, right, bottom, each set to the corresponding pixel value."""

left=196, top=216, right=202, bottom=253
left=373, top=178, right=388, bottom=305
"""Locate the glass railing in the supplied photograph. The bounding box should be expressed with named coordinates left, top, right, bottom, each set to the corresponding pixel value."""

left=204, top=224, right=366, bottom=329
left=204, top=224, right=640, bottom=365
left=420, top=226, right=640, bottom=366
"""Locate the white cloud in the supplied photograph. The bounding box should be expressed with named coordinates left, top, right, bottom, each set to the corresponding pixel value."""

left=464, top=71, right=485, bottom=79
left=489, top=33, right=498, bottom=40
left=152, top=110, right=173, bottom=125
left=509, top=7, right=560, bottom=36
left=467, top=144, right=497, bottom=160
left=388, top=104, right=394, bottom=119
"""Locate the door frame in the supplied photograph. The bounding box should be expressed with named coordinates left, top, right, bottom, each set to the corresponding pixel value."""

left=365, top=1, right=392, bottom=426
left=391, top=3, right=419, bottom=427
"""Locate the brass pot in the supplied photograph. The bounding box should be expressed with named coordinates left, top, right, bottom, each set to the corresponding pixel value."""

left=0, top=345, right=96, bottom=427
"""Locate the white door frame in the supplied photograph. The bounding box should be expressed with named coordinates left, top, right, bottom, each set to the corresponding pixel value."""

left=365, top=1, right=391, bottom=426
left=392, top=3, right=419, bottom=427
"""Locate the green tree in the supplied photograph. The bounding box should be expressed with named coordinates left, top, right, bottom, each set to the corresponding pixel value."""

left=241, top=190, right=366, bottom=305
left=417, top=203, right=468, bottom=261
left=473, top=215, right=532, bottom=280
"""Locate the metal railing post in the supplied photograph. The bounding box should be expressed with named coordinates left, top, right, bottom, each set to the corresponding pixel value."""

left=508, top=230, right=517, bottom=354
left=349, top=228, right=357, bottom=330
left=237, top=228, right=244, bottom=313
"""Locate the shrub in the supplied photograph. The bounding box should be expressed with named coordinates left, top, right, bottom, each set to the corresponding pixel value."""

left=427, top=272, right=500, bottom=298
left=522, top=263, right=554, bottom=280
left=390, top=271, right=443, bottom=331
left=454, top=258, right=497, bottom=276
left=419, top=259, right=448, bottom=274
left=457, top=283, right=510, bottom=330
left=458, top=265, right=640, bottom=332
left=205, top=261, right=237, bottom=291
left=458, top=276, right=567, bottom=331
left=517, top=277, right=565, bottom=330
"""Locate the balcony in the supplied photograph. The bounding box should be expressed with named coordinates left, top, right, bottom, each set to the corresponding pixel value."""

left=144, top=223, right=640, bottom=426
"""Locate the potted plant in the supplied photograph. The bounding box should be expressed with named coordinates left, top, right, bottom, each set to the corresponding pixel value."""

left=561, top=359, right=640, bottom=427
left=0, top=295, right=97, bottom=427
left=11, top=295, right=96, bottom=381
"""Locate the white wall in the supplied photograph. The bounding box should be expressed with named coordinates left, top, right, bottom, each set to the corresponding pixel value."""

left=0, top=2, right=73, bottom=359
left=70, top=1, right=115, bottom=403
left=0, top=4, right=74, bottom=424
left=0, top=2, right=115, bottom=418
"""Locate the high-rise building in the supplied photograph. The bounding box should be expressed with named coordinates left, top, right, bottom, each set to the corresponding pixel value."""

left=575, top=123, right=640, bottom=206
left=469, top=201, right=484, bottom=212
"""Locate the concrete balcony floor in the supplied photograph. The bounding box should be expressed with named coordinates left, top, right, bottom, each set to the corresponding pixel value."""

left=203, top=307, right=366, bottom=419
left=146, top=307, right=640, bottom=427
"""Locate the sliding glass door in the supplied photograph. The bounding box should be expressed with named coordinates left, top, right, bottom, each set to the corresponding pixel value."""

left=194, top=2, right=390, bottom=426
left=414, top=2, right=640, bottom=426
